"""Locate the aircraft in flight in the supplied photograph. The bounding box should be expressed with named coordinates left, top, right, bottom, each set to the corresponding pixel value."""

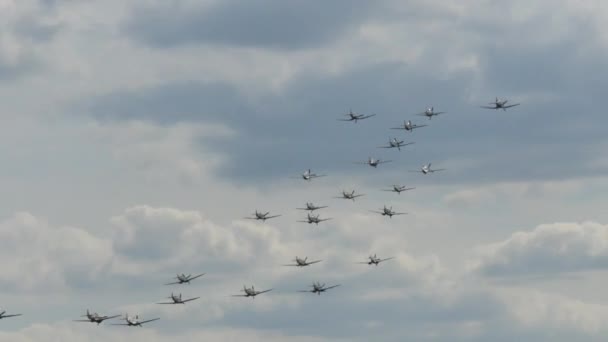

left=73, top=310, right=119, bottom=325
left=165, top=273, right=205, bottom=285
left=232, top=285, right=273, bottom=299
left=416, top=107, right=446, bottom=120
left=334, top=190, right=365, bottom=201
left=354, top=157, right=392, bottom=168
left=157, top=293, right=200, bottom=304
left=357, top=254, right=395, bottom=266
left=296, top=202, right=328, bottom=212
left=283, top=256, right=322, bottom=267
left=245, top=210, right=281, bottom=222
left=298, top=282, right=341, bottom=295
left=0, top=309, right=22, bottom=320
left=298, top=212, right=332, bottom=225
left=370, top=205, right=407, bottom=218
left=391, top=120, right=428, bottom=132
left=480, top=97, right=520, bottom=111
left=409, top=163, right=446, bottom=175
left=382, top=185, right=415, bottom=194
left=293, top=169, right=326, bottom=181
left=377, top=138, right=414, bottom=151
left=338, top=109, right=376, bottom=123
left=112, top=314, right=160, bottom=327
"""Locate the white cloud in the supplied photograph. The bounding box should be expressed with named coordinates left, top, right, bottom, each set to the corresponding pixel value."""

left=472, top=221, right=608, bottom=276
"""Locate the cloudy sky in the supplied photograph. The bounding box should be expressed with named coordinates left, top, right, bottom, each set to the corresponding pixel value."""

left=1, top=0, right=608, bottom=340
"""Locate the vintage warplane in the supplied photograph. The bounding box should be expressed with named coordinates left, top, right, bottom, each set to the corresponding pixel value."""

left=298, top=213, right=332, bottom=225
left=157, top=293, right=200, bottom=304
left=283, top=256, right=322, bottom=267
left=480, top=97, right=520, bottom=111
left=354, top=157, right=392, bottom=168
left=245, top=210, right=281, bottom=222
left=338, top=109, right=376, bottom=123
left=0, top=309, right=22, bottom=320
left=377, top=138, right=414, bottom=151
left=334, top=190, right=365, bottom=201
left=165, top=273, right=205, bottom=285
left=74, top=310, right=119, bottom=325
left=382, top=185, right=415, bottom=194
left=232, top=285, right=273, bottom=299
left=409, top=163, right=446, bottom=175
left=111, top=314, right=160, bottom=327
left=296, top=202, right=328, bottom=212
left=298, top=282, right=340, bottom=295
left=391, top=120, right=428, bottom=132
left=370, top=205, right=407, bottom=218
left=357, top=254, right=395, bottom=266
left=416, top=107, right=446, bottom=120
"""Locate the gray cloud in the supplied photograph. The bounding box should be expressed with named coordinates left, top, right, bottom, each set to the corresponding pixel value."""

left=473, top=222, right=608, bottom=277
left=124, top=0, right=378, bottom=50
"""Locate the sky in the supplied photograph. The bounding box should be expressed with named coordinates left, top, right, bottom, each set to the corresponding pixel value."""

left=1, top=0, right=608, bottom=341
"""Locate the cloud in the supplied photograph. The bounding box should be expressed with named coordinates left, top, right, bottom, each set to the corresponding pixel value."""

left=472, top=221, right=608, bottom=276
left=123, top=0, right=378, bottom=50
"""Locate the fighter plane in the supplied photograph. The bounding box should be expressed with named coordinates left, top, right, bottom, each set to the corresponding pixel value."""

left=416, top=107, right=445, bottom=120
left=74, top=310, right=120, bottom=325
left=338, top=109, right=376, bottom=123
left=298, top=212, right=332, bottom=225
left=157, top=293, right=200, bottom=304
left=391, top=120, right=428, bottom=132
left=334, top=190, right=365, bottom=201
left=480, top=97, right=520, bottom=111
left=382, top=185, right=415, bottom=194
left=293, top=169, right=326, bottom=181
left=409, top=163, right=446, bottom=175
left=296, top=202, right=328, bottom=212
left=232, top=285, right=273, bottom=298
left=298, top=281, right=340, bottom=295
left=283, top=256, right=322, bottom=267
left=245, top=210, right=281, bottom=222
left=377, top=138, right=414, bottom=151
left=0, top=309, right=22, bottom=320
left=357, top=254, right=395, bottom=266
left=165, top=273, right=205, bottom=285
left=111, top=314, right=160, bottom=327
left=354, top=157, right=392, bottom=168
left=370, top=205, right=407, bottom=218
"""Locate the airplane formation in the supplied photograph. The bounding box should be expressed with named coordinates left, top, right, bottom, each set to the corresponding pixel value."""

left=2, top=100, right=518, bottom=328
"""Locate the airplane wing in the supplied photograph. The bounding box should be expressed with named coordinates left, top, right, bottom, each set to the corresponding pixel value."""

left=73, top=319, right=93, bottom=322
left=413, top=124, right=428, bottom=129
left=256, top=289, right=273, bottom=295
left=337, top=118, right=353, bottom=121
left=139, top=318, right=161, bottom=325
left=188, top=273, right=205, bottom=281
left=1, top=314, right=22, bottom=318
left=307, top=260, right=322, bottom=265
left=317, top=218, right=332, bottom=222
left=432, top=168, right=446, bottom=172
left=390, top=126, right=406, bottom=130
left=377, top=145, right=394, bottom=149
left=265, top=215, right=281, bottom=219
left=503, top=103, right=520, bottom=108
left=382, top=189, right=397, bottom=192
left=110, top=323, right=131, bottom=326
left=380, top=257, right=396, bottom=262
left=231, top=294, right=250, bottom=297
left=297, top=289, right=314, bottom=293
left=181, top=297, right=200, bottom=303
left=297, top=220, right=312, bottom=223
left=324, top=285, right=341, bottom=290
left=480, top=105, right=497, bottom=109
left=101, top=314, right=121, bottom=320
left=353, top=194, right=365, bottom=198
left=401, top=142, right=415, bottom=146
left=378, top=160, right=392, bottom=164
left=310, top=174, right=326, bottom=178
left=164, top=281, right=182, bottom=285
left=369, top=210, right=384, bottom=214
left=156, top=301, right=177, bottom=304
left=415, top=112, right=428, bottom=116
left=392, top=212, right=408, bottom=216
left=361, top=114, right=376, bottom=119
left=408, top=170, right=424, bottom=173
left=282, top=263, right=300, bottom=266
left=434, top=112, right=446, bottom=115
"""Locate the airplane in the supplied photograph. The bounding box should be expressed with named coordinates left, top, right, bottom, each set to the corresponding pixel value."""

left=480, top=97, right=520, bottom=111
left=298, top=212, right=332, bottom=225
left=165, top=273, right=205, bottom=285
left=73, top=310, right=120, bottom=325
left=283, top=256, right=322, bottom=267
left=338, top=109, right=376, bottom=123
left=157, top=292, right=200, bottom=304
left=296, top=202, right=328, bottom=212
left=391, top=120, right=428, bottom=132
left=382, top=185, right=415, bottom=194
left=416, top=107, right=445, bottom=120
left=334, top=190, right=365, bottom=201
left=111, top=314, right=160, bottom=327
left=357, top=254, right=395, bottom=266
left=232, top=285, right=273, bottom=299
left=298, top=281, right=340, bottom=295
left=354, top=157, right=392, bottom=168
left=0, top=309, right=22, bottom=320
left=292, top=169, right=326, bottom=181
left=245, top=210, right=281, bottom=222
left=369, top=205, right=407, bottom=218
left=377, top=138, right=414, bottom=151
left=409, top=163, right=446, bottom=175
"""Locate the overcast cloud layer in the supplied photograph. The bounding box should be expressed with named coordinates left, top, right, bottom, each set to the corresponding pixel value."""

left=1, top=0, right=608, bottom=341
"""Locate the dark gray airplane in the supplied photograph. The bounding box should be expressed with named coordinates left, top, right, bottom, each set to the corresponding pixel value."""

left=480, top=97, right=520, bottom=111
